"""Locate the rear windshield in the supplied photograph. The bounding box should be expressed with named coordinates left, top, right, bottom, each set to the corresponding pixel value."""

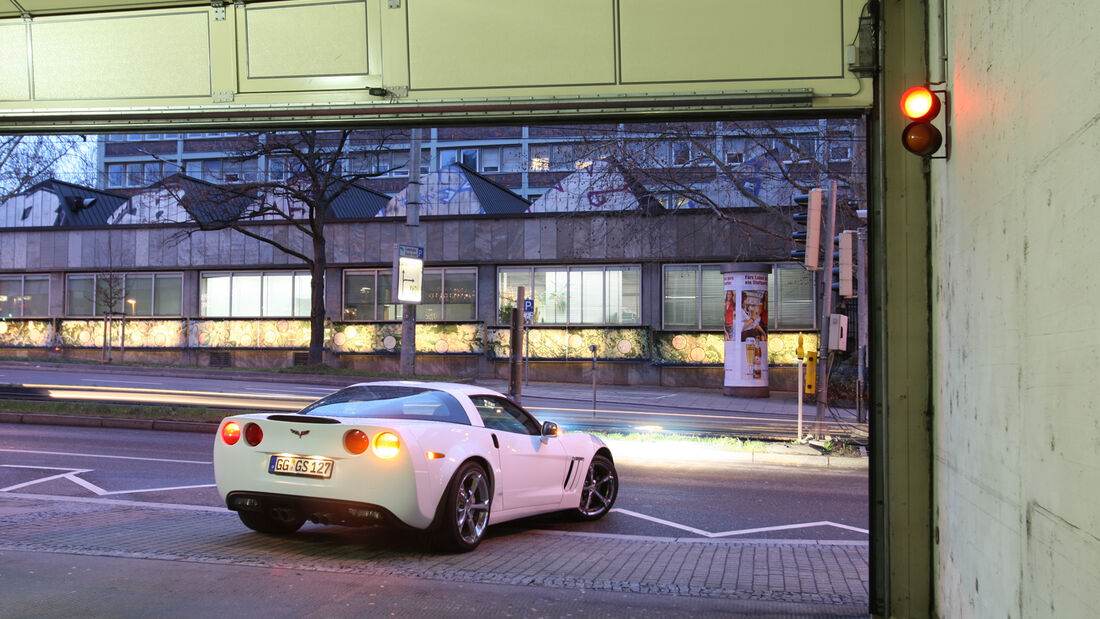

left=297, top=385, right=470, bottom=425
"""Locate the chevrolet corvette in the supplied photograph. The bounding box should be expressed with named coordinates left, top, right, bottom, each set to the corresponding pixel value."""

left=213, top=381, right=618, bottom=552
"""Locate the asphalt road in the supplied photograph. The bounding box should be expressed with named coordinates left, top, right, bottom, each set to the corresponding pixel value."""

left=0, top=423, right=868, bottom=542
left=0, top=365, right=861, bottom=438
left=0, top=424, right=870, bottom=617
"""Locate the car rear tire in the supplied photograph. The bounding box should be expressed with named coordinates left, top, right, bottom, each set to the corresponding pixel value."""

left=238, top=508, right=305, bottom=535
left=433, top=461, right=492, bottom=553
left=576, top=454, right=618, bottom=521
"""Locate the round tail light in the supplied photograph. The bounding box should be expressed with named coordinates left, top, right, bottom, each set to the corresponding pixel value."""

left=221, top=421, right=241, bottom=445
left=372, top=432, right=401, bottom=459
left=344, top=429, right=369, bottom=455
left=244, top=422, right=263, bottom=446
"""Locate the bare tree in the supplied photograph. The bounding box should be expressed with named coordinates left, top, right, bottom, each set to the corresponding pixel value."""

left=0, top=135, right=97, bottom=201
left=170, top=129, right=407, bottom=365
left=568, top=119, right=867, bottom=245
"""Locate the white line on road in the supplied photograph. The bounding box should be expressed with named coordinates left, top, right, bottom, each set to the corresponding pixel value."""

left=79, top=378, right=161, bottom=385
left=611, top=508, right=869, bottom=537
left=0, top=448, right=211, bottom=465
left=102, top=483, right=216, bottom=496
left=610, top=508, right=714, bottom=536
left=0, top=469, right=92, bottom=492
left=2, top=491, right=227, bottom=513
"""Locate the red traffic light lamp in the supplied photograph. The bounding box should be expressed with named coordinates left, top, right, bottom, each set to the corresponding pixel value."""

left=900, top=85, right=946, bottom=157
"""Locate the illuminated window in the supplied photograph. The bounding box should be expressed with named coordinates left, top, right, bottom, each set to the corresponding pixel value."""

left=0, top=275, right=49, bottom=317
left=200, top=271, right=311, bottom=318
left=342, top=268, right=476, bottom=321
left=65, top=273, right=182, bottom=317
left=497, top=266, right=640, bottom=326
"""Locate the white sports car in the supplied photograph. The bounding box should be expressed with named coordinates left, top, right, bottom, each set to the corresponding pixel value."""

left=213, top=381, right=618, bottom=552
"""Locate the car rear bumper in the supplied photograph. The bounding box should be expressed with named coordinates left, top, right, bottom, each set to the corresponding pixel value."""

left=226, top=491, right=413, bottom=529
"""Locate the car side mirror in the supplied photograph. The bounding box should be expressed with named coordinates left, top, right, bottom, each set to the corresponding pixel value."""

left=541, top=421, right=560, bottom=438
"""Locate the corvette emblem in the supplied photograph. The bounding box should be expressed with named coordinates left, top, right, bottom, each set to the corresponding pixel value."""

left=290, top=429, right=310, bottom=438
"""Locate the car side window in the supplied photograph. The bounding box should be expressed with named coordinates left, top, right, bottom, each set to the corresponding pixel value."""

left=470, top=396, right=541, bottom=435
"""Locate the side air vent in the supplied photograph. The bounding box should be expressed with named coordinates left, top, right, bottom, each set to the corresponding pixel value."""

left=209, top=351, right=231, bottom=368
left=292, top=351, right=309, bottom=366
left=266, top=414, right=341, bottom=424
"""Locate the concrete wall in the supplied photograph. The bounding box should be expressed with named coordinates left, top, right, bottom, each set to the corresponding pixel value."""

left=933, top=3, right=1100, bottom=617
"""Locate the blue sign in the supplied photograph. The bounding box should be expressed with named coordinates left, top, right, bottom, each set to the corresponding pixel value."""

left=523, top=299, right=534, bottom=312
left=397, top=244, right=424, bottom=259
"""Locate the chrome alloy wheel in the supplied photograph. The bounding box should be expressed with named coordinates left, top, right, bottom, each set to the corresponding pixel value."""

left=579, top=456, right=618, bottom=518
left=455, top=469, right=491, bottom=545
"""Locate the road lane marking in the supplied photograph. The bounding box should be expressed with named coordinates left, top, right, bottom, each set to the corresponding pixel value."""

left=65, top=473, right=108, bottom=495
left=0, top=468, right=93, bottom=492
left=710, top=520, right=870, bottom=537
left=2, top=491, right=226, bottom=513
left=80, top=379, right=160, bottom=385
left=610, top=508, right=714, bottom=536
left=102, top=483, right=216, bottom=496
left=611, top=508, right=869, bottom=537
left=0, top=448, right=211, bottom=465
left=1, top=465, right=214, bottom=496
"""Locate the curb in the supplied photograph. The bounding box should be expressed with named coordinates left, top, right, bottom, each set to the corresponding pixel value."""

left=0, top=411, right=217, bottom=434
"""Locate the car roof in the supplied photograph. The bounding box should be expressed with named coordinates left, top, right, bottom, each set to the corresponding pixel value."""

left=346, top=380, right=506, bottom=400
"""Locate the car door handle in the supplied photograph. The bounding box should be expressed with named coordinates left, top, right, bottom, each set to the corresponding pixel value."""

left=491, top=433, right=499, bottom=449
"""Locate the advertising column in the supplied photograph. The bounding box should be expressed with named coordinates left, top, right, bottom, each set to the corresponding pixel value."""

left=722, top=263, right=772, bottom=397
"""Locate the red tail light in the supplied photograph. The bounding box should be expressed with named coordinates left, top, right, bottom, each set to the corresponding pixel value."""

left=344, top=429, right=369, bottom=455
left=244, top=422, right=263, bottom=446
left=221, top=421, right=241, bottom=445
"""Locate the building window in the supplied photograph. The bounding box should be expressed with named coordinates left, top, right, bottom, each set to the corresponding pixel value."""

left=662, top=264, right=724, bottom=330
left=672, top=141, right=692, bottom=165
left=107, top=164, right=125, bottom=188
left=200, top=271, right=311, bottom=318
left=439, top=149, right=458, bottom=169
left=65, top=273, right=182, bottom=316
left=0, top=275, right=49, bottom=317
left=460, top=148, right=478, bottom=170
left=343, top=268, right=476, bottom=321
left=767, top=264, right=816, bottom=330
left=497, top=266, right=640, bottom=326
left=661, top=264, right=816, bottom=331
left=481, top=148, right=501, bottom=172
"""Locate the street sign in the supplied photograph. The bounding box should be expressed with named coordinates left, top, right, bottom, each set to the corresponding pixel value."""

left=523, top=298, right=534, bottom=322
left=397, top=244, right=424, bottom=260
left=393, top=244, right=424, bottom=303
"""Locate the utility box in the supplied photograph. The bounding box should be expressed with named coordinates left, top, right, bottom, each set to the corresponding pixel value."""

left=828, top=314, right=849, bottom=351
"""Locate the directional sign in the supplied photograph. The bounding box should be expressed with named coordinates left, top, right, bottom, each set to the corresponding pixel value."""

left=393, top=245, right=424, bottom=303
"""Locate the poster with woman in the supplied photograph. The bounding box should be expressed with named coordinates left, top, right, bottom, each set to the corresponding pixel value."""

left=722, top=263, right=772, bottom=397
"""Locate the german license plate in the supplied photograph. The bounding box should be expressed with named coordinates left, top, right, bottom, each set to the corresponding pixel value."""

left=268, top=455, right=334, bottom=479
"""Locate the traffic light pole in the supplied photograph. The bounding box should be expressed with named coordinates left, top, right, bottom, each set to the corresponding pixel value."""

left=816, top=180, right=839, bottom=438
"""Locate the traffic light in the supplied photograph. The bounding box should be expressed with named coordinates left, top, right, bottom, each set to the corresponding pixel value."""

left=900, top=85, right=944, bottom=157
left=838, top=230, right=855, bottom=297
left=791, top=188, right=823, bottom=269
